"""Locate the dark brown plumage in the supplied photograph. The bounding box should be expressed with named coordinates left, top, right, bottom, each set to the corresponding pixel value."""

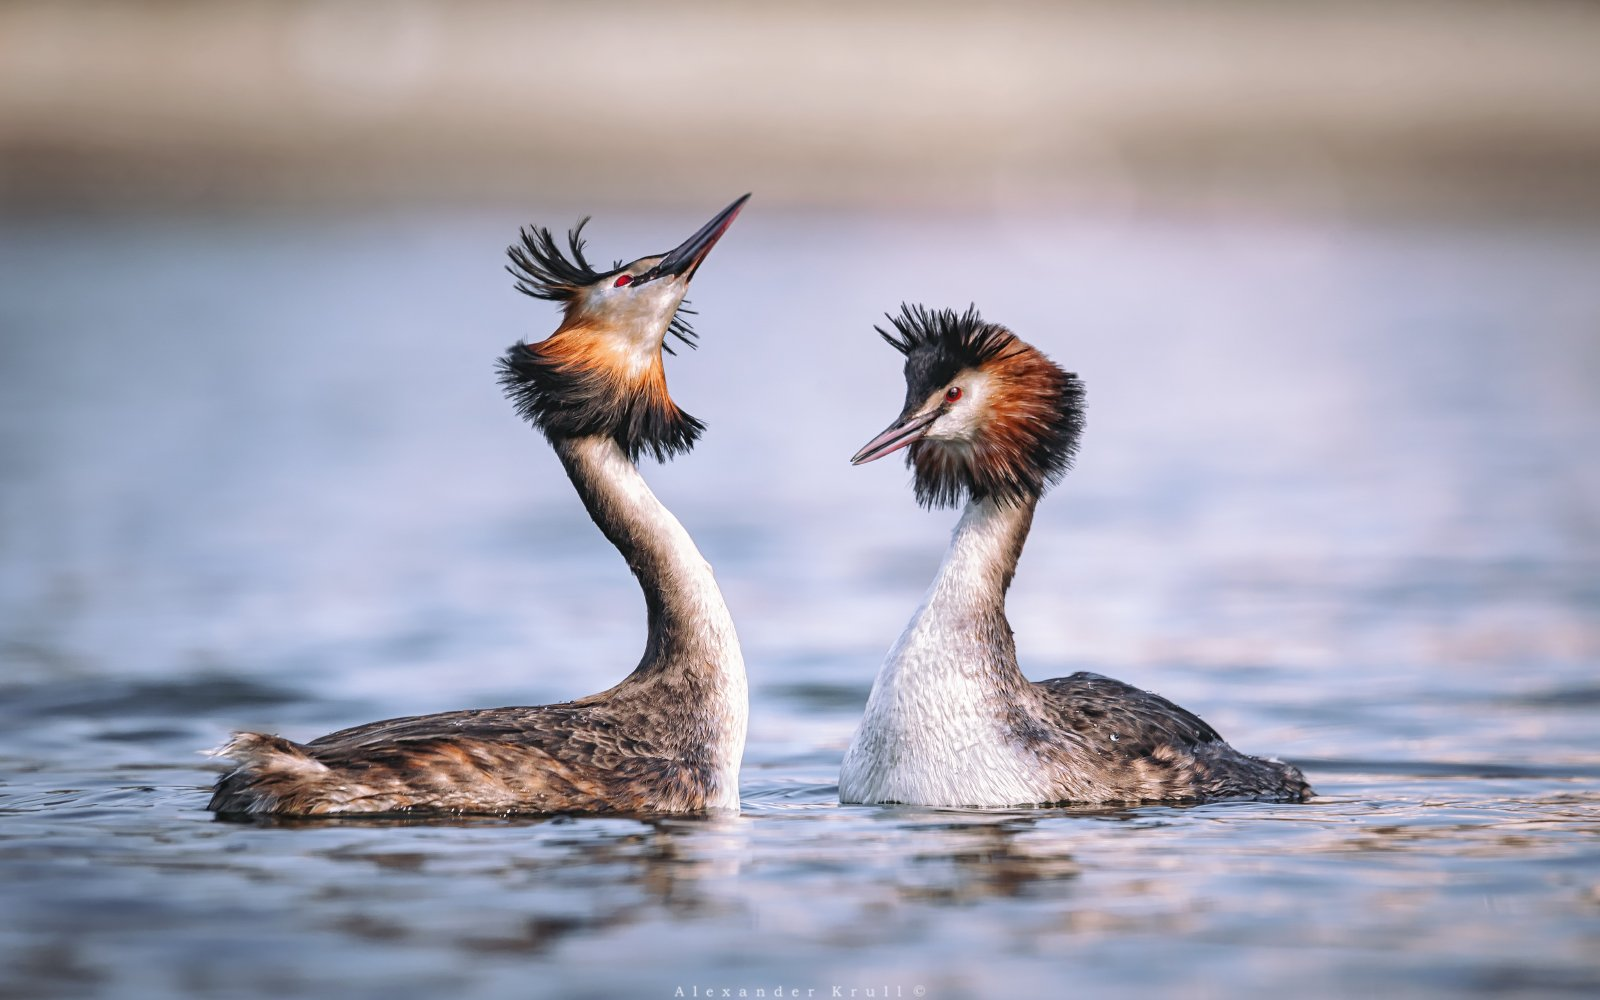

left=209, top=682, right=724, bottom=816
left=876, top=305, right=1085, bottom=509
left=1023, top=673, right=1311, bottom=803
left=208, top=198, right=751, bottom=818
left=842, top=304, right=1309, bottom=807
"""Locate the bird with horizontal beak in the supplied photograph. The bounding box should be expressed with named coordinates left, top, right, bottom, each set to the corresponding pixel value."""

left=840, top=304, right=1311, bottom=807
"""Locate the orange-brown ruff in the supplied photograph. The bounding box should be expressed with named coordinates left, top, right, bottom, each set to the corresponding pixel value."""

left=840, top=305, right=1310, bottom=807
left=505, top=315, right=701, bottom=462
left=208, top=197, right=751, bottom=817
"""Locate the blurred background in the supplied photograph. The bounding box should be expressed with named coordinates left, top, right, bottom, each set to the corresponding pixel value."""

left=2, top=3, right=1599, bottom=999
left=3, top=0, right=1599, bottom=217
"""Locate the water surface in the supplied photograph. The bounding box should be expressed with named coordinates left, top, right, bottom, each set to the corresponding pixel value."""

left=1, top=209, right=1597, bottom=998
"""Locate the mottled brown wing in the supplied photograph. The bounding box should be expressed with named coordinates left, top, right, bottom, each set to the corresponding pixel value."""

left=306, top=703, right=668, bottom=767
left=1033, top=671, right=1224, bottom=759
left=209, top=702, right=709, bottom=816
left=1029, top=672, right=1310, bottom=804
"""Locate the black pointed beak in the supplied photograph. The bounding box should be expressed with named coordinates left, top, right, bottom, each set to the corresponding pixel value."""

left=638, top=194, right=750, bottom=284
left=851, top=409, right=939, bottom=465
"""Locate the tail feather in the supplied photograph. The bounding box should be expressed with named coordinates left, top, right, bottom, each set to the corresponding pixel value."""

left=206, top=732, right=328, bottom=815
left=208, top=732, right=327, bottom=773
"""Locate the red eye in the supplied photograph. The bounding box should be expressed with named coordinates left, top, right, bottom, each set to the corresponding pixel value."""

left=614, top=274, right=633, bottom=287
left=945, top=386, right=963, bottom=402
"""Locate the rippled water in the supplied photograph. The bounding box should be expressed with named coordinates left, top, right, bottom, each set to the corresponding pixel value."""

left=2, top=208, right=1598, bottom=998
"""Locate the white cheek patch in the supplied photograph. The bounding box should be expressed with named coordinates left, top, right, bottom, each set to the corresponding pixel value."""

left=925, top=370, right=993, bottom=443
left=575, top=278, right=689, bottom=375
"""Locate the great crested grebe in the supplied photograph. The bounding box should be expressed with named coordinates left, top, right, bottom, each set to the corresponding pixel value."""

left=839, top=305, right=1310, bottom=807
left=208, top=196, right=751, bottom=817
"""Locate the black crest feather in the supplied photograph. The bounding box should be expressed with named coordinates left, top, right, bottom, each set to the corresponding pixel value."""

left=507, top=219, right=604, bottom=301
left=496, top=343, right=704, bottom=463
left=878, top=303, right=1017, bottom=366
left=506, top=219, right=699, bottom=351
left=879, top=304, right=1085, bottom=509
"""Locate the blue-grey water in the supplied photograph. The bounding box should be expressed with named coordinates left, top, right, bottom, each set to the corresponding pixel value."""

left=1, top=208, right=1597, bottom=999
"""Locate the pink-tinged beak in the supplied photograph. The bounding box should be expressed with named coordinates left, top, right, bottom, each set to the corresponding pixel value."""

left=850, top=409, right=939, bottom=465
left=637, top=194, right=750, bottom=285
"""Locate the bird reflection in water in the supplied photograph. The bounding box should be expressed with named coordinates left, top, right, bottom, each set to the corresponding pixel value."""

left=303, top=814, right=748, bottom=956
left=878, top=815, right=1084, bottom=904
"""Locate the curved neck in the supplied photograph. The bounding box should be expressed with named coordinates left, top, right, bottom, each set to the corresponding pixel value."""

left=552, top=436, right=739, bottom=679
left=894, top=495, right=1037, bottom=691
left=937, top=496, right=1035, bottom=606
left=842, top=493, right=1050, bottom=806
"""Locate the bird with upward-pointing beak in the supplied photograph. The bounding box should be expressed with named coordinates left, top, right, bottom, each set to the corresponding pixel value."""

left=208, top=197, right=751, bottom=817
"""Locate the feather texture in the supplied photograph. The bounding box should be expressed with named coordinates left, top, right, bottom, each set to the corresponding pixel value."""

left=842, top=314, right=1309, bottom=807
left=878, top=304, right=1085, bottom=509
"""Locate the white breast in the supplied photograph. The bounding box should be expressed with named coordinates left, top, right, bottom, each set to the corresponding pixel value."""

left=838, top=499, right=1056, bottom=808
left=839, top=628, right=1053, bottom=807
